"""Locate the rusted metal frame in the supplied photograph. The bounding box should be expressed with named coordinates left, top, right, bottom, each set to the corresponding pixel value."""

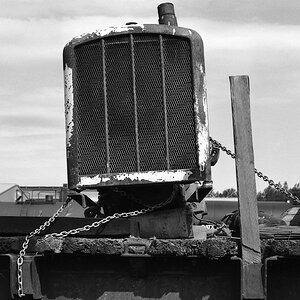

left=78, top=168, right=201, bottom=188
left=159, top=34, right=170, bottom=170
left=67, top=25, right=209, bottom=189
left=130, top=34, right=141, bottom=172
left=68, top=25, right=200, bottom=47
left=63, top=46, right=79, bottom=189
left=102, top=39, right=111, bottom=174
left=189, top=30, right=210, bottom=180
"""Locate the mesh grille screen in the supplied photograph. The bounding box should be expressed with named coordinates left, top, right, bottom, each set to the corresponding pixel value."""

left=134, top=36, right=166, bottom=171
left=74, top=42, right=107, bottom=175
left=73, top=34, right=197, bottom=176
left=105, top=36, right=136, bottom=173
left=163, top=38, right=196, bottom=169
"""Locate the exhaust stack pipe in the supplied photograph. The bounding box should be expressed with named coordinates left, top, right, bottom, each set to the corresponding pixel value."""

left=157, top=3, right=178, bottom=26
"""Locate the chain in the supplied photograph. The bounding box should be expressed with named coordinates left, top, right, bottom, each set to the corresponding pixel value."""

left=210, top=137, right=300, bottom=204
left=17, top=138, right=297, bottom=296
left=44, top=194, right=172, bottom=239
left=16, top=194, right=172, bottom=297
left=17, top=200, right=70, bottom=297
left=210, top=137, right=236, bottom=159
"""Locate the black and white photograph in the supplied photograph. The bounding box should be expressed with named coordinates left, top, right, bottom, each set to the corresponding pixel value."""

left=0, top=1, right=300, bottom=299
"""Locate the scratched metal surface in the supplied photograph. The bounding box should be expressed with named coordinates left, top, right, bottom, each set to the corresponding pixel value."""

left=63, top=24, right=210, bottom=190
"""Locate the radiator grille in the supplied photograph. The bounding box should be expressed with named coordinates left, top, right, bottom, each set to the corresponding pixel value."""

left=73, top=34, right=197, bottom=176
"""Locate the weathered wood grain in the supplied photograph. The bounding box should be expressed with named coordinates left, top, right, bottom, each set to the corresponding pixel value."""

left=230, top=75, right=261, bottom=265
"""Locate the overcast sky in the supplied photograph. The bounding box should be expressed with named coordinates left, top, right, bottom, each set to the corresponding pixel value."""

left=0, top=0, right=299, bottom=192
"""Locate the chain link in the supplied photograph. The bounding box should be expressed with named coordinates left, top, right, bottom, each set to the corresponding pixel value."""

left=44, top=195, right=172, bottom=239
left=16, top=194, right=172, bottom=297
left=210, top=137, right=300, bottom=204
left=210, top=137, right=236, bottom=159
left=17, top=200, right=70, bottom=297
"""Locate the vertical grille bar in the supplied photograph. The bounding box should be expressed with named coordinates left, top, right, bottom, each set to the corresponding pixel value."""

left=159, top=35, right=170, bottom=169
left=102, top=39, right=110, bottom=173
left=163, top=37, right=196, bottom=169
left=130, top=34, right=140, bottom=172
left=105, top=36, right=136, bottom=173
left=134, top=35, right=166, bottom=171
left=74, top=42, right=107, bottom=176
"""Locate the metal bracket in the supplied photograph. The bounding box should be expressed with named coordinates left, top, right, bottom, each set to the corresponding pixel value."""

left=242, top=262, right=265, bottom=299
left=230, top=256, right=265, bottom=300
left=263, top=255, right=300, bottom=300
left=123, top=239, right=151, bottom=257
left=264, top=256, right=279, bottom=299
left=210, top=146, right=220, bottom=166
left=0, top=254, right=17, bottom=298
left=68, top=190, right=97, bottom=208
left=0, top=254, right=42, bottom=299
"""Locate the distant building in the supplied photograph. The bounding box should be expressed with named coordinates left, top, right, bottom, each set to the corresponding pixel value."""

left=0, top=184, right=84, bottom=217
left=19, top=184, right=68, bottom=203
left=0, top=183, right=21, bottom=202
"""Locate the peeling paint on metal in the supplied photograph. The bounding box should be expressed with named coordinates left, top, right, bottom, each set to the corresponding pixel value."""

left=94, top=26, right=134, bottom=36
left=70, top=25, right=145, bottom=45
left=195, top=105, right=209, bottom=162
left=194, top=65, right=209, bottom=169
left=79, top=170, right=193, bottom=186
left=64, top=64, right=74, bottom=147
left=199, top=63, right=204, bottom=74
left=196, top=62, right=204, bottom=74
left=196, top=126, right=209, bottom=168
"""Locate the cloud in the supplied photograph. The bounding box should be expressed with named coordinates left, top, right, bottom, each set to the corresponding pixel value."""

left=0, top=0, right=299, bottom=190
left=193, top=19, right=300, bottom=108
left=0, top=132, right=67, bottom=185
left=0, top=87, right=65, bottom=140
left=1, top=0, right=300, bottom=25
left=0, top=0, right=157, bottom=19
left=176, top=0, right=300, bottom=25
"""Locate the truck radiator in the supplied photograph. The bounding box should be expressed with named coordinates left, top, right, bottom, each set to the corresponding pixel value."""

left=73, top=34, right=197, bottom=176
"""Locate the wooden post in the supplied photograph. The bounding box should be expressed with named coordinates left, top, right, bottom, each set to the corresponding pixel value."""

left=230, top=76, right=264, bottom=299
